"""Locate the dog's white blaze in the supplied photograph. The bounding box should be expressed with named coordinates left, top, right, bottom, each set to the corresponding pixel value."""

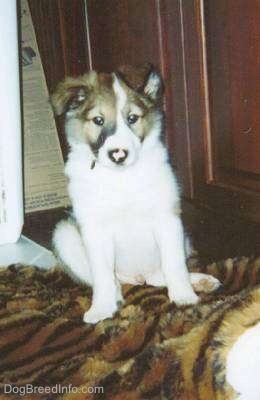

left=112, top=75, right=130, bottom=142
left=106, top=74, right=140, bottom=168
left=113, top=75, right=127, bottom=111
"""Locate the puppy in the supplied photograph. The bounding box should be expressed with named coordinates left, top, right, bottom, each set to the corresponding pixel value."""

left=51, top=65, right=219, bottom=324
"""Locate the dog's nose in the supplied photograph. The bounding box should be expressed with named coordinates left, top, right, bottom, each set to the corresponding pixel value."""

left=108, top=148, right=128, bottom=164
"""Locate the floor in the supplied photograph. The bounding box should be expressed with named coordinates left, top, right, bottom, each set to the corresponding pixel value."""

left=0, top=235, right=56, bottom=268
left=23, top=207, right=67, bottom=250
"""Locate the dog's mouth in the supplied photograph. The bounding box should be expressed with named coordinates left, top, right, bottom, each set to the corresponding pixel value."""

left=91, top=153, right=137, bottom=170
left=90, top=160, right=127, bottom=170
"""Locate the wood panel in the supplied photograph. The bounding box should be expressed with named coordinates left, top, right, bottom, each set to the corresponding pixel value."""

left=177, top=0, right=260, bottom=226
left=28, top=0, right=91, bottom=156
left=86, top=0, right=162, bottom=71
left=205, top=0, right=260, bottom=176
left=157, top=0, right=193, bottom=196
left=28, top=0, right=90, bottom=91
left=177, top=0, right=209, bottom=199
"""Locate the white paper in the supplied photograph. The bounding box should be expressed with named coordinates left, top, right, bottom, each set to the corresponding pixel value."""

left=21, top=0, right=69, bottom=213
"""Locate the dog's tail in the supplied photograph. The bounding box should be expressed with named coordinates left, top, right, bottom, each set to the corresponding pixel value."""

left=53, top=218, right=93, bottom=285
left=184, top=234, right=197, bottom=259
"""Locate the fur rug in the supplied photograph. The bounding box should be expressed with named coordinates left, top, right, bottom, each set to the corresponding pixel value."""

left=0, top=256, right=259, bottom=399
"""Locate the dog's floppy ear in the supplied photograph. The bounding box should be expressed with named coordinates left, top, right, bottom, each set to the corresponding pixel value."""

left=116, top=63, right=163, bottom=101
left=51, top=77, right=89, bottom=116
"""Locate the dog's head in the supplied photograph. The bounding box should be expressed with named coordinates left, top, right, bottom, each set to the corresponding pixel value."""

left=51, top=64, right=163, bottom=168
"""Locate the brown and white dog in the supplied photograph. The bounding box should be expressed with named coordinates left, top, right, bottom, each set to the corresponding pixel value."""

left=51, top=65, right=219, bottom=324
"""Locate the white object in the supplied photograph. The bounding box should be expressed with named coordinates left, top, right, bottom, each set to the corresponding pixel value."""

left=0, top=235, right=57, bottom=268
left=0, top=0, right=23, bottom=244
left=226, top=322, right=260, bottom=400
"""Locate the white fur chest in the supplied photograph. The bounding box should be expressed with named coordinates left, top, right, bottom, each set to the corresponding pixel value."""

left=64, top=142, right=181, bottom=282
left=65, top=142, right=180, bottom=225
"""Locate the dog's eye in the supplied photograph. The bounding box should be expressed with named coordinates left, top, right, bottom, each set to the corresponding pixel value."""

left=127, top=114, right=139, bottom=125
left=93, top=116, right=104, bottom=126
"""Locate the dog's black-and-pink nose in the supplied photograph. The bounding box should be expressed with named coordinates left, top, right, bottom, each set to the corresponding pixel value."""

left=108, top=149, right=128, bottom=164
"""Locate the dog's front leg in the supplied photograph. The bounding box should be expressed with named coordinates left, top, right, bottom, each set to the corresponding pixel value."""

left=81, top=225, right=118, bottom=324
left=154, top=214, right=199, bottom=305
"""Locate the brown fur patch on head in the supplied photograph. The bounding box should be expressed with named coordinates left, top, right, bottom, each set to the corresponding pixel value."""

left=114, top=64, right=164, bottom=141
left=51, top=71, right=117, bottom=147
left=115, top=76, right=162, bottom=142
left=51, top=71, right=98, bottom=116
left=51, top=72, right=115, bottom=117
left=51, top=66, right=163, bottom=148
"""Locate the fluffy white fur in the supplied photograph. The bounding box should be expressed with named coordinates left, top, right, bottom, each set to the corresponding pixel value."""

left=226, top=322, right=260, bottom=399
left=53, top=73, right=219, bottom=324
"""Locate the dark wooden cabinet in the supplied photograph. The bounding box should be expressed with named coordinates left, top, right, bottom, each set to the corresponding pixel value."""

left=26, top=0, right=260, bottom=256
left=179, top=0, right=260, bottom=224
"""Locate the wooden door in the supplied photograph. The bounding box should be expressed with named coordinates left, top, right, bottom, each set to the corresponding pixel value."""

left=175, top=0, right=260, bottom=223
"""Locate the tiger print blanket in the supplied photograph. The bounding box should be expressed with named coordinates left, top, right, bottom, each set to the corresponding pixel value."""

left=0, top=256, right=259, bottom=400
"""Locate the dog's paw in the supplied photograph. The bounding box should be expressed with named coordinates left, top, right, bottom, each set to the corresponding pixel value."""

left=83, top=303, right=118, bottom=324
left=169, top=287, right=199, bottom=306
left=190, top=273, right=221, bottom=293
